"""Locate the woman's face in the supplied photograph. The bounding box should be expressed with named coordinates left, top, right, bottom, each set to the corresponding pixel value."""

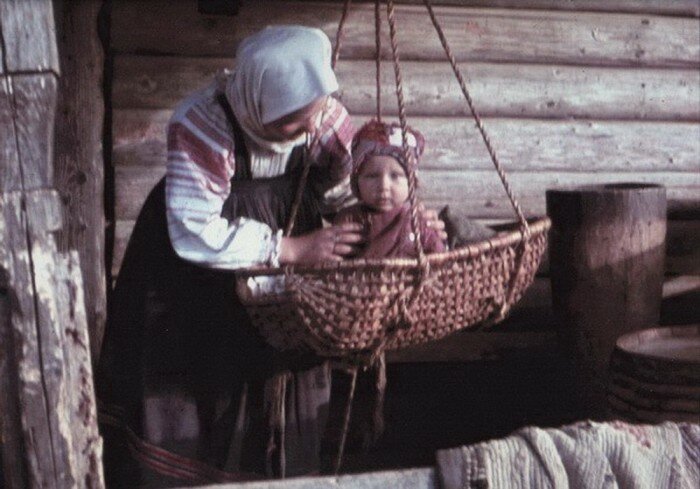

left=262, top=96, right=328, bottom=142
left=356, top=155, right=409, bottom=212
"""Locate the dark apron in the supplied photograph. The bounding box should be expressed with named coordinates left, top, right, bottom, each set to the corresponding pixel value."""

left=97, top=94, right=330, bottom=487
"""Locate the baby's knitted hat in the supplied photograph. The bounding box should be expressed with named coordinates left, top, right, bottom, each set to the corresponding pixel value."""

left=351, top=120, right=425, bottom=196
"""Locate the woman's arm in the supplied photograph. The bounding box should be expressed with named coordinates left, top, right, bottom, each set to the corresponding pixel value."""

left=307, top=97, right=357, bottom=215
left=165, top=96, right=281, bottom=269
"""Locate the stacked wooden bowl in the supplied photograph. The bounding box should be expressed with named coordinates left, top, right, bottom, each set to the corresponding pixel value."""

left=608, top=325, right=700, bottom=424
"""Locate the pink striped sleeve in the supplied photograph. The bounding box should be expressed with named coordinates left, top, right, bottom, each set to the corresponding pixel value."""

left=309, top=97, right=357, bottom=213
left=165, top=94, right=280, bottom=269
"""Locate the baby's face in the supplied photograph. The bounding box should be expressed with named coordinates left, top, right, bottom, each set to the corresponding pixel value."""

left=357, top=155, right=409, bottom=212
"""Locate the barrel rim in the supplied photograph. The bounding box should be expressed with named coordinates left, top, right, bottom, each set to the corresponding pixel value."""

left=614, top=324, right=700, bottom=365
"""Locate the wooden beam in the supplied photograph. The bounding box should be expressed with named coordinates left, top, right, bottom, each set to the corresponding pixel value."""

left=7, top=74, right=57, bottom=190
left=112, top=215, right=699, bottom=281
left=114, top=163, right=700, bottom=220
left=112, top=110, right=700, bottom=173
left=110, top=1, right=700, bottom=67
left=299, top=1, right=700, bottom=17
left=53, top=0, right=107, bottom=363
left=0, top=1, right=104, bottom=486
left=0, top=284, right=27, bottom=489
left=193, top=467, right=438, bottom=489
left=0, top=0, right=59, bottom=73
left=112, top=55, right=700, bottom=121
left=0, top=78, right=22, bottom=192
left=0, top=191, right=60, bottom=488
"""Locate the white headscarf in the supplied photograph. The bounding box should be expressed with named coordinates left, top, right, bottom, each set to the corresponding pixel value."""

left=225, top=25, right=339, bottom=155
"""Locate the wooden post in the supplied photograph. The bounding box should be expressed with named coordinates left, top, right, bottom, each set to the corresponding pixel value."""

left=546, top=183, right=667, bottom=418
left=0, top=0, right=105, bottom=487
left=53, top=0, right=107, bottom=364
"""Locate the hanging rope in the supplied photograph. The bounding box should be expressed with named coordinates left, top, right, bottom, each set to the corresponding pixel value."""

left=332, top=0, right=352, bottom=69
left=385, top=0, right=427, bottom=270
left=422, top=0, right=530, bottom=238
left=421, top=0, right=532, bottom=317
left=375, top=0, right=383, bottom=122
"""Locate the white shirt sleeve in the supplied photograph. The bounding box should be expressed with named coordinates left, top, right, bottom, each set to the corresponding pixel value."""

left=164, top=94, right=282, bottom=269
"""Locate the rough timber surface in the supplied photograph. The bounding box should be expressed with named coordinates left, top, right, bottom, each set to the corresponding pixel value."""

left=111, top=109, right=700, bottom=172
left=111, top=1, right=700, bottom=67
left=0, top=0, right=59, bottom=73
left=53, top=0, right=107, bottom=362
left=112, top=55, right=700, bottom=120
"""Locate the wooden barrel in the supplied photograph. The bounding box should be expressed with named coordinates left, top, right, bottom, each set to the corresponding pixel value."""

left=608, top=325, right=700, bottom=424
left=547, top=183, right=667, bottom=418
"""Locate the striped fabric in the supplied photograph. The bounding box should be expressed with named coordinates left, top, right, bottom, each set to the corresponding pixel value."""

left=165, top=85, right=355, bottom=270
left=437, top=420, right=700, bottom=489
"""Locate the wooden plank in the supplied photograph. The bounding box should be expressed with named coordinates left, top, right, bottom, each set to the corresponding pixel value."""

left=0, top=78, right=22, bottom=193
left=114, top=165, right=700, bottom=220
left=420, top=170, right=700, bottom=218
left=111, top=1, right=700, bottom=67
left=112, top=217, right=699, bottom=279
left=0, top=193, right=58, bottom=488
left=52, top=252, right=105, bottom=488
left=112, top=55, right=700, bottom=120
left=0, top=0, right=59, bottom=73
left=54, top=0, right=107, bottom=363
left=112, top=109, right=700, bottom=173
left=195, top=467, right=437, bottom=489
left=23, top=190, right=77, bottom=488
left=8, top=74, right=58, bottom=190
left=0, top=286, right=28, bottom=488
left=326, top=1, right=700, bottom=17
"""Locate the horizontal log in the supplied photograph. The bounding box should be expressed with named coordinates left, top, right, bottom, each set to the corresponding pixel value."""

left=420, top=171, right=700, bottom=218
left=112, top=217, right=700, bottom=279
left=111, top=1, right=700, bottom=67
left=112, top=55, right=700, bottom=120
left=113, top=109, right=700, bottom=173
left=301, top=1, right=700, bottom=17
left=114, top=165, right=700, bottom=220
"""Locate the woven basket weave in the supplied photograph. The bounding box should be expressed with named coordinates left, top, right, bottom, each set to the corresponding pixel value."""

left=236, top=217, right=549, bottom=357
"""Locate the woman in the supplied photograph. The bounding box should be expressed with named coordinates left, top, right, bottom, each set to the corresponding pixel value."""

left=98, top=26, right=363, bottom=487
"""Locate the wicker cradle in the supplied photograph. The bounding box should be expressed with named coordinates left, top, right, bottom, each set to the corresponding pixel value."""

left=236, top=217, right=549, bottom=357
left=235, top=0, right=551, bottom=359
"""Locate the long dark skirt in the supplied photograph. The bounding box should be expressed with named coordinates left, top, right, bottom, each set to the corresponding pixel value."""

left=97, top=180, right=331, bottom=487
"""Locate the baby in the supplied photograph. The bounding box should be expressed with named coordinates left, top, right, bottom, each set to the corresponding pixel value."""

left=333, top=120, right=446, bottom=258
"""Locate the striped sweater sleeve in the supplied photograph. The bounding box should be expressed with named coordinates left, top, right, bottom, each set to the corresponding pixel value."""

left=308, top=97, right=357, bottom=214
left=165, top=92, right=280, bottom=269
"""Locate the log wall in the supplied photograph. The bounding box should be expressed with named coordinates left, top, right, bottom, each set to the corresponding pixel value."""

left=109, top=0, right=700, bottom=341
left=0, top=1, right=104, bottom=486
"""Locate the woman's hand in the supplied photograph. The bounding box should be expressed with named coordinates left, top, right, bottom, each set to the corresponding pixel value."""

left=419, top=204, right=448, bottom=241
left=279, top=223, right=364, bottom=265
